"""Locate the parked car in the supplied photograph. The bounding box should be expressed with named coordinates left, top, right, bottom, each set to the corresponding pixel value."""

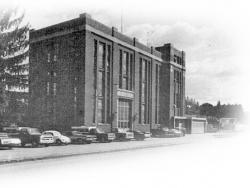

left=151, top=127, right=182, bottom=138
left=113, top=128, right=134, bottom=141
left=174, top=127, right=186, bottom=136
left=133, top=130, right=151, bottom=141
left=63, top=131, right=96, bottom=144
left=72, top=126, right=115, bottom=143
left=40, top=130, right=71, bottom=145
left=168, top=128, right=184, bottom=137
left=39, top=132, right=55, bottom=146
left=3, top=127, right=42, bottom=147
left=0, top=132, right=21, bottom=149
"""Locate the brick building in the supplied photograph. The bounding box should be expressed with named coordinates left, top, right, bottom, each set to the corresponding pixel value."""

left=29, top=13, right=185, bottom=132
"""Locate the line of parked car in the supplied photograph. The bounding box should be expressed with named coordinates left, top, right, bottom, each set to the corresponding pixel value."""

left=0, top=126, right=185, bottom=149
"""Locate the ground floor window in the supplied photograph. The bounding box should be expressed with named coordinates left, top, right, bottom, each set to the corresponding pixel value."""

left=118, top=99, right=131, bottom=129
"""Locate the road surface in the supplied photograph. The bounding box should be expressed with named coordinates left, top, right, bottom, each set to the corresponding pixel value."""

left=0, top=130, right=249, bottom=188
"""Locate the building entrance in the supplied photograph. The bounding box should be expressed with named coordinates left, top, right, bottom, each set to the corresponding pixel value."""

left=118, top=99, right=132, bottom=130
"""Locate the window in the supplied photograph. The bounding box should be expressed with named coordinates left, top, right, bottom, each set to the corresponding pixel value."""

left=106, top=45, right=112, bottom=121
left=97, top=98, right=103, bottom=122
left=119, top=50, right=133, bottom=91
left=155, top=64, right=160, bottom=124
left=53, top=83, right=56, bottom=96
left=139, top=58, right=151, bottom=124
left=174, top=70, right=183, bottom=116
left=47, top=82, right=50, bottom=95
left=47, top=53, right=51, bottom=63
left=53, top=43, right=59, bottom=61
left=93, top=40, right=112, bottom=124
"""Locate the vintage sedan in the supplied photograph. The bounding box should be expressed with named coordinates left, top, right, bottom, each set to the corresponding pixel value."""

left=40, top=130, right=71, bottom=145
left=133, top=130, right=151, bottom=141
left=167, top=129, right=184, bottom=137
left=63, top=131, right=96, bottom=144
left=3, top=127, right=42, bottom=147
left=151, top=127, right=175, bottom=138
left=0, top=132, right=21, bottom=149
left=72, top=126, right=115, bottom=143
left=113, top=128, right=134, bottom=141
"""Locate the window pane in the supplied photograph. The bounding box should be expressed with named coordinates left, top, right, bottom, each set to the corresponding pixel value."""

left=123, top=52, right=128, bottom=74
left=98, top=43, right=105, bottom=69
left=97, top=99, right=103, bottom=122
left=98, top=71, right=104, bottom=97
left=119, top=50, right=123, bottom=88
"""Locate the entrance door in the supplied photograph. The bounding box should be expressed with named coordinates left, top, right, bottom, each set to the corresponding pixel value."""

left=118, top=99, right=132, bottom=130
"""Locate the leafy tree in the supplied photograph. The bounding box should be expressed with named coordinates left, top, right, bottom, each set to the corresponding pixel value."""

left=199, top=103, right=214, bottom=117
left=0, top=8, right=29, bottom=126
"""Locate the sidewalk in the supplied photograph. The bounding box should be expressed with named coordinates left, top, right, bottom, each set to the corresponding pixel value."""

left=0, top=133, right=219, bottom=165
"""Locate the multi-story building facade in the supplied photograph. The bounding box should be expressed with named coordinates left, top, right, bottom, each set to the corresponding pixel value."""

left=29, top=13, right=185, bottom=132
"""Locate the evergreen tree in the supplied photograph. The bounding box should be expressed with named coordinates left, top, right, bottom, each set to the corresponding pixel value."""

left=0, top=8, right=29, bottom=125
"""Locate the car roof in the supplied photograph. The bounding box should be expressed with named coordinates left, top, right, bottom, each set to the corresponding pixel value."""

left=72, top=126, right=96, bottom=129
left=44, top=130, right=60, bottom=134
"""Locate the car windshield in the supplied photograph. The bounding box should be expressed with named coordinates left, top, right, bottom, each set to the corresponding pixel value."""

left=43, top=132, right=53, bottom=136
left=95, top=128, right=104, bottom=133
left=28, top=128, right=41, bottom=135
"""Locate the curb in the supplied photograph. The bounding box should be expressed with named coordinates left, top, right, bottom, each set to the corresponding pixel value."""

left=0, top=142, right=189, bottom=166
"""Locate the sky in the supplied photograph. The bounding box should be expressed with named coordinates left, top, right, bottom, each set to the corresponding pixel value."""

left=1, top=0, right=250, bottom=111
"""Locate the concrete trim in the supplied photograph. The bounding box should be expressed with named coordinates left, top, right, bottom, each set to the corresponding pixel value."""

left=30, top=24, right=186, bottom=69
left=84, top=25, right=163, bottom=62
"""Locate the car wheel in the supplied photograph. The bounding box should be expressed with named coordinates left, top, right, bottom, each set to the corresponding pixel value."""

left=55, top=139, right=62, bottom=145
left=44, top=144, right=49, bottom=147
left=100, top=136, right=106, bottom=143
left=31, top=141, right=38, bottom=147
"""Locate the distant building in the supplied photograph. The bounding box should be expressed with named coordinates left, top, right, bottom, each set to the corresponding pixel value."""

left=29, top=13, right=185, bottom=132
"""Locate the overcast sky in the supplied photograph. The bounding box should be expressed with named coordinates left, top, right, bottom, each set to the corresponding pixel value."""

left=2, top=0, right=250, bottom=110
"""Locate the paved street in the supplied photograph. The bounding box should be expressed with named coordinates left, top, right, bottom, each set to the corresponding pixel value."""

left=0, top=129, right=249, bottom=188
left=0, top=133, right=229, bottom=165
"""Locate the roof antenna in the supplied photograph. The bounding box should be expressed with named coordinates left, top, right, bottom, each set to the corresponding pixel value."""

left=121, top=8, right=123, bottom=33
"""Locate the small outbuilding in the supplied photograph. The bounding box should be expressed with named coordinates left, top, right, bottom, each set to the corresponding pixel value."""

left=174, top=116, right=207, bottom=134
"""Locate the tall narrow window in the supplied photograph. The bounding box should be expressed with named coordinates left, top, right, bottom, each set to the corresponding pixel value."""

left=94, top=41, right=112, bottom=124
left=47, top=82, right=50, bottom=95
left=155, top=64, right=160, bottom=124
left=53, top=83, right=56, bottom=96
left=106, top=45, right=111, bottom=122
left=119, top=50, right=133, bottom=91
left=139, top=58, right=151, bottom=124
left=53, top=43, right=59, bottom=61
left=47, top=53, right=51, bottom=63
left=97, top=42, right=105, bottom=123
left=93, top=40, right=98, bottom=123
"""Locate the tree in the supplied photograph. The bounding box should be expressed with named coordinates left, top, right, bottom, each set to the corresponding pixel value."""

left=0, top=8, right=29, bottom=126
left=199, top=103, right=214, bottom=117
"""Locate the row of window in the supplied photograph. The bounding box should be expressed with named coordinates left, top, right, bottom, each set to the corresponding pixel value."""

left=43, top=39, right=161, bottom=126
left=174, top=55, right=184, bottom=66
left=174, top=70, right=183, bottom=116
